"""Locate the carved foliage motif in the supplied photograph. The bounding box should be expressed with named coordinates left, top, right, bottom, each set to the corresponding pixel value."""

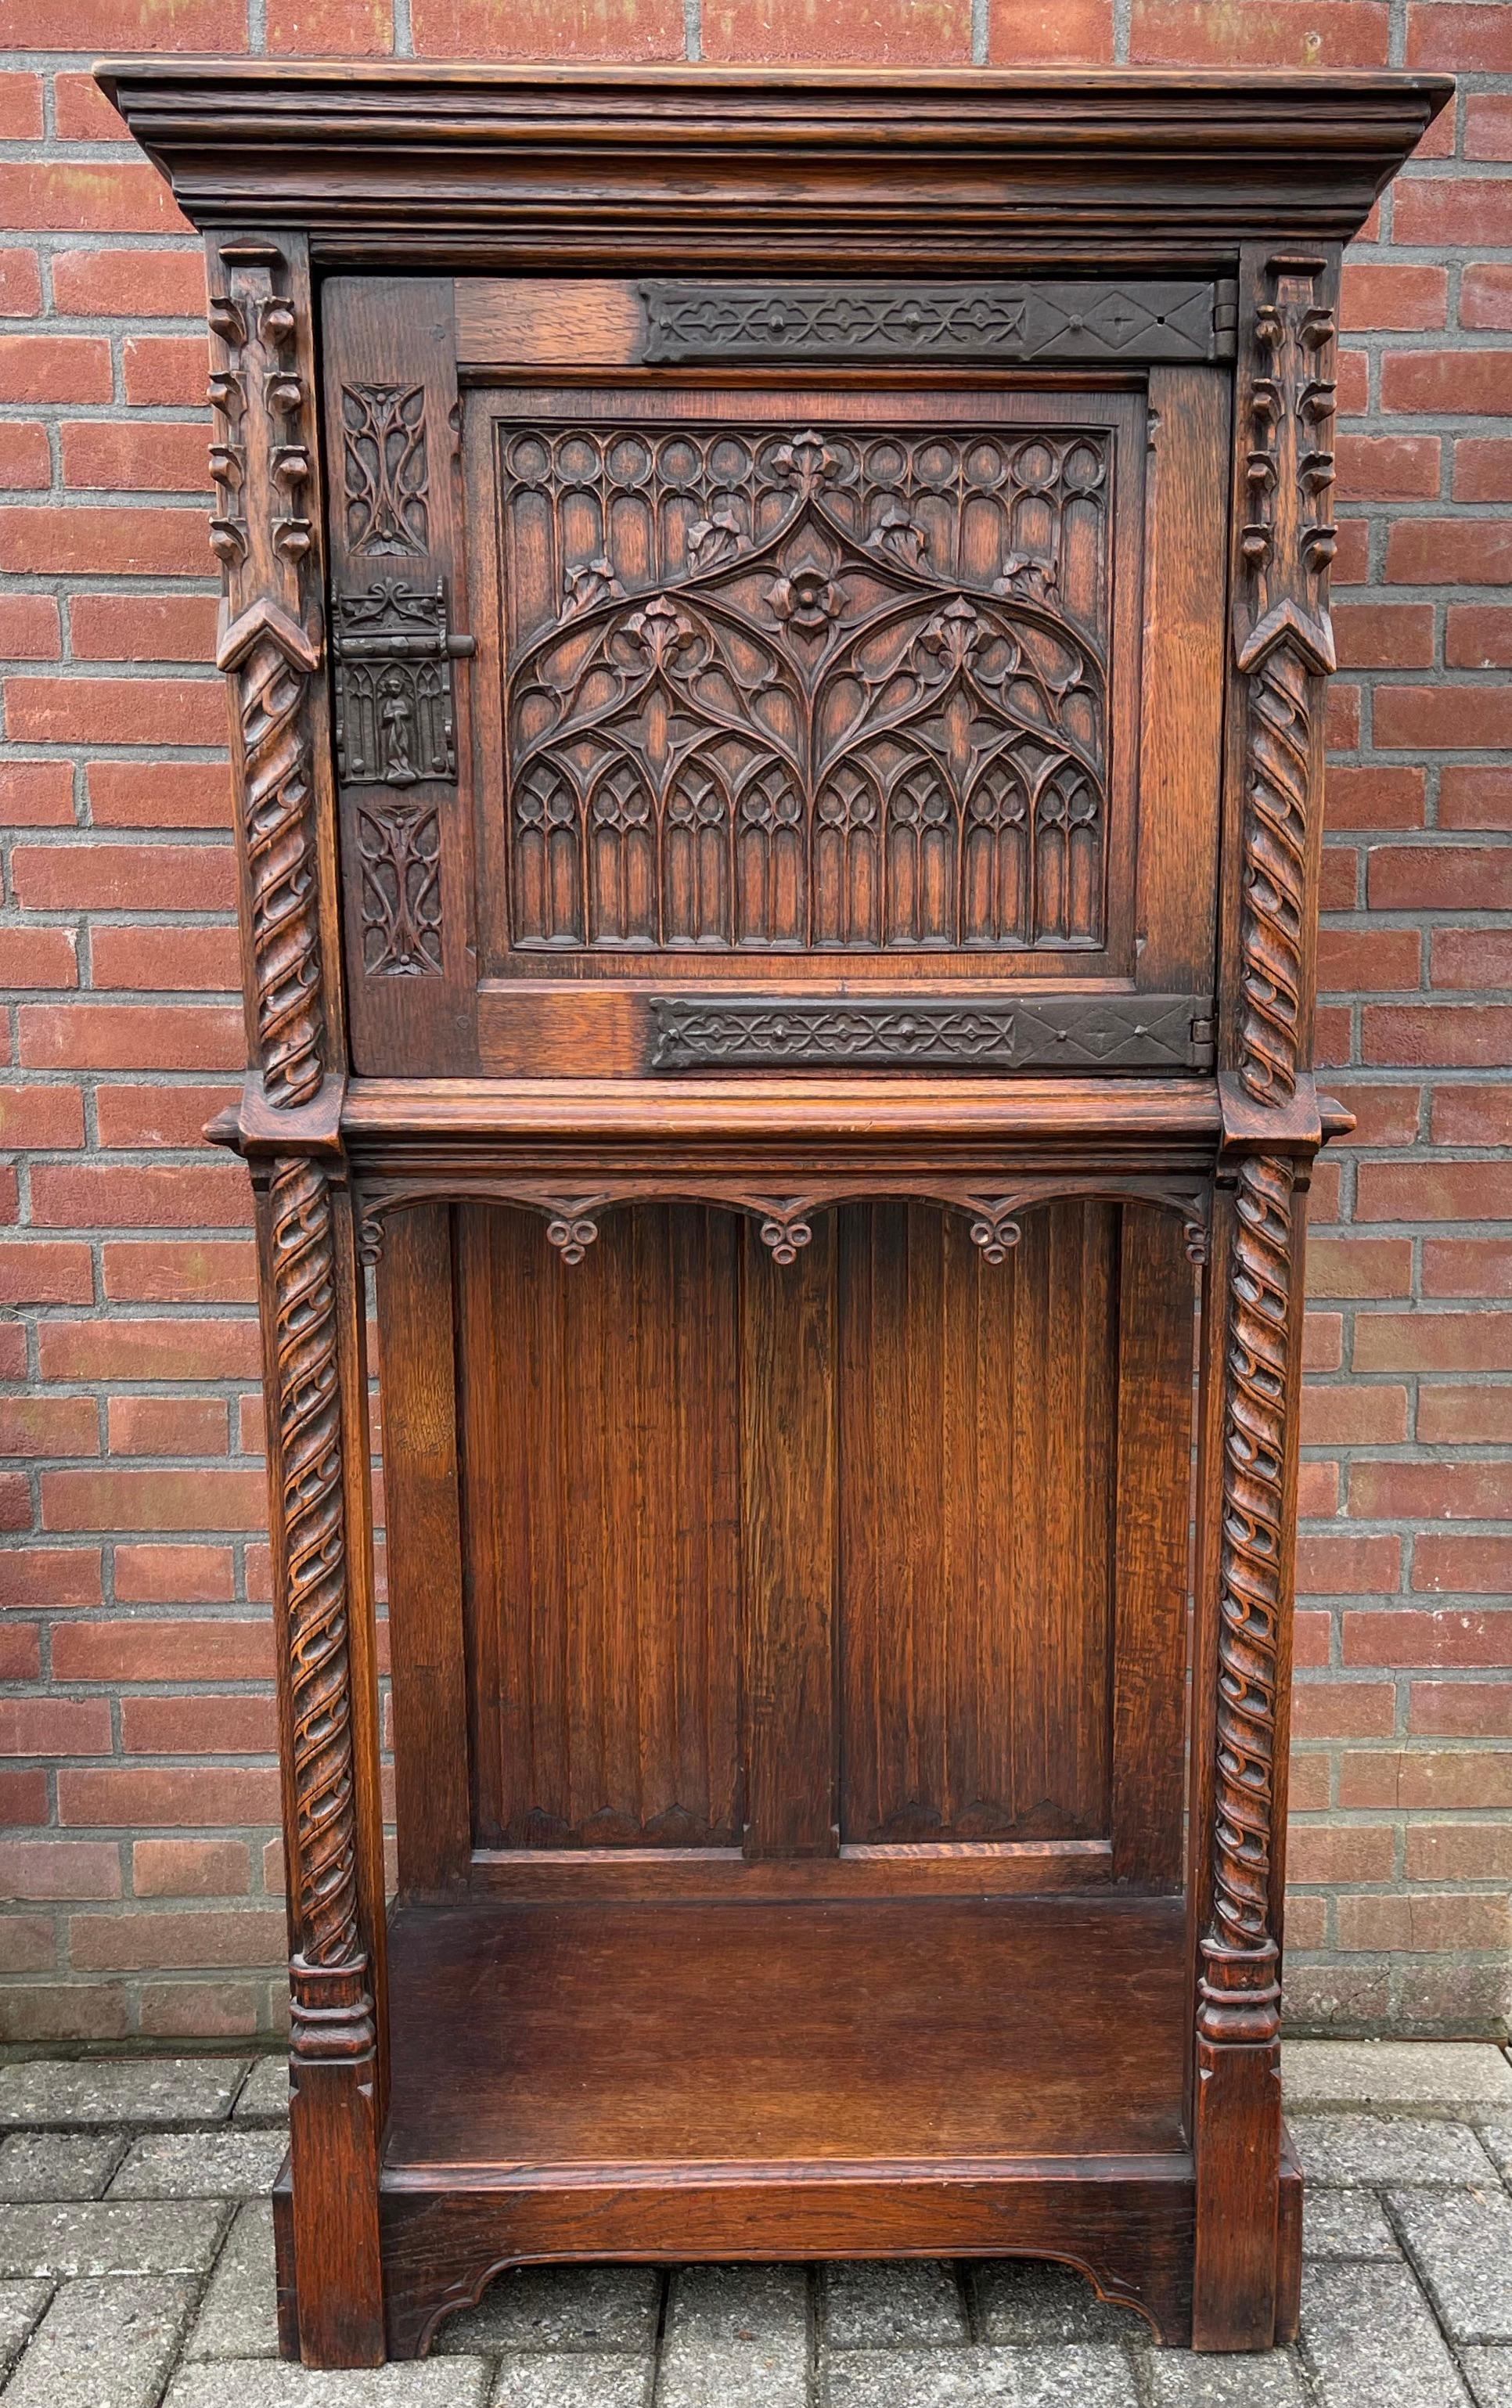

left=500, top=423, right=1111, bottom=955
left=343, top=381, right=430, bottom=554
left=648, top=993, right=1211, bottom=1073
left=333, top=579, right=461, bottom=979
left=267, top=1154, right=371, bottom=2051
left=207, top=243, right=324, bottom=1109
left=642, top=279, right=1232, bottom=365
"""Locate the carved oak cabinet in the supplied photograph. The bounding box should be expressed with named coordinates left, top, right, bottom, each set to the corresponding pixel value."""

left=103, top=59, right=1447, bottom=2367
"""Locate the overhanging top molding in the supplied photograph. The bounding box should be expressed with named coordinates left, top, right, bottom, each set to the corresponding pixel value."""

left=95, top=59, right=1449, bottom=272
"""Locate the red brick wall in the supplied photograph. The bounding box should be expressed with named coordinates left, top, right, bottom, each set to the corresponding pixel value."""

left=0, top=0, right=1508, bottom=2044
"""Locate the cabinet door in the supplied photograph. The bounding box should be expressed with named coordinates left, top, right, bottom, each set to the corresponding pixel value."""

left=322, top=277, right=1229, bottom=1078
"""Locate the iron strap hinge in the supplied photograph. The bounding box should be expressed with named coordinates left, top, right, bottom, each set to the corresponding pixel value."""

left=332, top=574, right=475, bottom=789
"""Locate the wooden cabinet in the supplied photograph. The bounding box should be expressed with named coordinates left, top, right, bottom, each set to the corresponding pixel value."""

left=102, top=57, right=1449, bottom=2368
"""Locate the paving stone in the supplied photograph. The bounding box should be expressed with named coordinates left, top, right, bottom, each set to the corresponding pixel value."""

left=437, top=2266, right=661, bottom=2353
left=1301, top=2260, right=1470, bottom=2408
left=0, top=2059, right=247, bottom=2129
left=664, top=2262, right=808, bottom=2344
left=0, top=2131, right=128, bottom=2201
left=1283, top=2044, right=1512, bottom=2114
left=166, top=2364, right=490, bottom=2407
left=1391, top=2184, right=1512, bottom=2344
left=1478, top=2122, right=1512, bottom=2186
left=823, top=2261, right=967, bottom=2349
left=0, top=2279, right=52, bottom=2374
left=1304, top=2188, right=1401, bottom=2259
left=0, top=2200, right=227, bottom=2276
left=1464, top=2348, right=1512, bottom=2408
left=232, top=2059, right=291, bottom=2125
left=182, top=2199, right=278, bottom=2359
left=1144, top=2355, right=1309, bottom=2406
left=1293, top=2115, right=1499, bottom=2189
left=971, top=2259, right=1148, bottom=2344
left=655, top=2333, right=808, bottom=2408
left=2, top=2273, right=196, bottom=2408
left=108, top=2129, right=290, bottom=2200
left=491, top=2352, right=652, bottom=2407
left=826, top=2342, right=1139, bottom=2406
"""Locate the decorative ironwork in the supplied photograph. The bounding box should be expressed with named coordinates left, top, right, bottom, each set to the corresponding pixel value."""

left=501, top=422, right=1113, bottom=955
left=333, top=578, right=466, bottom=789
left=648, top=992, right=1212, bottom=1072
left=342, top=380, right=429, bottom=554
left=642, top=280, right=1233, bottom=365
left=207, top=242, right=324, bottom=1110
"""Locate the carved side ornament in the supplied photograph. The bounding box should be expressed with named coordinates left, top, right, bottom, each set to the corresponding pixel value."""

left=1199, top=256, right=1336, bottom=2051
left=207, top=244, right=373, bottom=2084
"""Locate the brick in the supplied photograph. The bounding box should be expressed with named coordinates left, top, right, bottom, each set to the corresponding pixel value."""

left=1374, top=685, right=1512, bottom=750
left=70, top=1907, right=284, bottom=1974
left=1406, top=1823, right=1512, bottom=1881
left=88, top=760, right=231, bottom=830
left=1287, top=1823, right=1396, bottom=1884
left=0, top=506, right=211, bottom=580
left=1307, top=1313, right=1343, bottom=1377
left=1296, top=1533, right=1402, bottom=1594
left=1319, top=848, right=1360, bottom=909
left=107, top=1397, right=229, bottom=1458
left=268, top=0, right=394, bottom=43
left=139, top=1984, right=261, bottom=2040
left=37, top=1318, right=260, bottom=1383
left=1415, top=1533, right=1512, bottom=1593
left=1340, top=264, right=1447, bottom=333
left=1291, top=1679, right=1398, bottom=1739
left=0, top=1085, right=85, bottom=1150
left=58, top=1767, right=280, bottom=1830
left=413, top=0, right=685, bottom=55
left=1293, top=1611, right=1331, bottom=1668
left=1355, top=1310, right=1512, bottom=1371
left=90, top=927, right=240, bottom=996
left=0, top=337, right=111, bottom=405
left=1423, top=1238, right=1512, bottom=1296
left=112, top=1548, right=236, bottom=1606
left=1298, top=1459, right=1341, bottom=1517
left=31, top=1164, right=251, bottom=1233
left=0, top=163, right=185, bottom=236
left=1432, top=1081, right=1512, bottom=1140
left=0, top=0, right=244, bottom=34
left=1385, top=518, right=1512, bottom=585
left=0, top=1397, right=98, bottom=1459
left=1339, top=1750, right=1512, bottom=1810
left=1445, top=604, right=1512, bottom=671
left=0, top=596, right=59, bottom=657
left=0, top=1698, right=110, bottom=1756
left=41, top=1467, right=268, bottom=1535
left=71, top=594, right=218, bottom=664
left=0, top=71, right=41, bottom=137
left=11, top=840, right=234, bottom=914
left=1301, top=1384, right=1410, bottom=1445
left=1317, top=927, right=1420, bottom=991
left=122, top=1694, right=276, bottom=1755
left=1466, top=94, right=1512, bottom=160
left=60, top=422, right=211, bottom=497
left=1320, top=1082, right=1422, bottom=1146
left=1335, top=434, right=1442, bottom=501
left=988, top=0, right=1113, bottom=57
left=1417, top=1385, right=1512, bottom=1442
left=0, top=1628, right=39, bottom=1683
left=5, top=677, right=225, bottom=749
left=0, top=1773, right=46, bottom=1830
left=0, top=250, right=41, bottom=322
left=1340, top=604, right=1438, bottom=673
left=1357, top=1161, right=1512, bottom=1222
left=94, top=1085, right=239, bottom=1150
left=1306, top=1236, right=1413, bottom=1296
left=0, top=421, right=48, bottom=487
left=52, top=248, right=206, bottom=320
left=1394, top=179, right=1512, bottom=248
left=1453, top=437, right=1512, bottom=504
left=1129, top=0, right=1388, bottom=60
left=1345, top=1606, right=1512, bottom=1665
left=0, top=1922, right=59, bottom=1976
left=0, top=1989, right=128, bottom=2044
left=53, top=74, right=133, bottom=142
left=1408, top=2, right=1512, bottom=65
left=1461, top=266, right=1512, bottom=336
left=0, top=1844, right=119, bottom=1902
left=132, top=1839, right=250, bottom=1900
left=1325, top=679, right=1361, bottom=749
left=0, top=1551, right=100, bottom=1609
left=1411, top=1680, right=1512, bottom=1735
left=1338, top=1892, right=1512, bottom=1953
left=1363, top=1006, right=1512, bottom=1070
left=18, top=1003, right=244, bottom=1073
left=0, top=930, right=78, bottom=992
left=121, top=337, right=211, bottom=409
left=1330, top=519, right=1370, bottom=585
left=0, top=1241, right=93, bottom=1305
left=0, top=763, right=73, bottom=827
left=1324, top=765, right=1425, bottom=831
left=1381, top=348, right=1512, bottom=416
left=102, top=1240, right=257, bottom=1305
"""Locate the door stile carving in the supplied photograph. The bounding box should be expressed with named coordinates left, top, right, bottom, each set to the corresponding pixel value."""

left=1193, top=243, right=1338, bottom=2352
left=207, top=229, right=385, bottom=2367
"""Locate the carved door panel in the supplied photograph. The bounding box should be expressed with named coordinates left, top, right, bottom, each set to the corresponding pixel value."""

left=322, top=277, right=1230, bottom=1078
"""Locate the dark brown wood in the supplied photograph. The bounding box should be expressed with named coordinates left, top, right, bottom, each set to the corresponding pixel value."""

left=106, top=56, right=1444, bottom=2370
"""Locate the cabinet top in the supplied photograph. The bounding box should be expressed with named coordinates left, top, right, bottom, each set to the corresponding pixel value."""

left=97, top=59, right=1450, bottom=272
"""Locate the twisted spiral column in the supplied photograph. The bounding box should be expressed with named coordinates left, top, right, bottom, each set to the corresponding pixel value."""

left=243, top=634, right=323, bottom=1110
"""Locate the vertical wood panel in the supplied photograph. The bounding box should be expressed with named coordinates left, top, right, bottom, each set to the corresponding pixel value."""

left=742, top=1217, right=838, bottom=1859
left=377, top=1204, right=470, bottom=1897
left=1111, top=1204, right=1199, bottom=1889
left=456, top=1204, right=743, bottom=1850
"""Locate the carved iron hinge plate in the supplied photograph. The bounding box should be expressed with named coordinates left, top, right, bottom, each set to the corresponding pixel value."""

left=332, top=574, right=475, bottom=788
left=641, top=281, right=1237, bottom=366
left=648, top=995, right=1216, bottom=1073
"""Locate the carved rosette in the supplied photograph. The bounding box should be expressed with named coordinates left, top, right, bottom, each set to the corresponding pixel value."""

left=1200, top=254, right=1336, bottom=2051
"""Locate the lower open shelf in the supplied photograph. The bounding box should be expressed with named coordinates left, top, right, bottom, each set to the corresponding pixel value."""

left=340, top=1891, right=1243, bottom=2356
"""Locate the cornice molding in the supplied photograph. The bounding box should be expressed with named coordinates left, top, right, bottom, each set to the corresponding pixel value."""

left=95, top=61, right=1450, bottom=270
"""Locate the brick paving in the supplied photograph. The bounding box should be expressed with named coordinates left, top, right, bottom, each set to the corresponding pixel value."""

left=0, top=2043, right=1501, bottom=2401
